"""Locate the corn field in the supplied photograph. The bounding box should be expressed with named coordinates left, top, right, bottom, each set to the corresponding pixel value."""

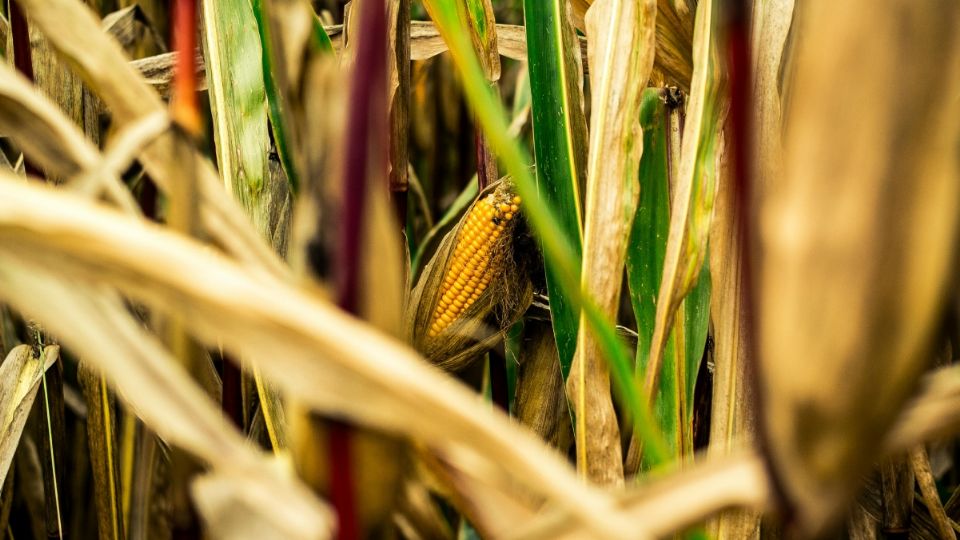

left=0, top=0, right=958, bottom=538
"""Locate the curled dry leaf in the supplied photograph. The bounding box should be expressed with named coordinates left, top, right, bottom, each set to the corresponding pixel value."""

left=387, top=0, right=411, bottom=204
left=459, top=0, right=499, bottom=81
left=134, top=22, right=582, bottom=98
left=651, top=0, right=694, bottom=91
left=192, top=468, right=335, bottom=539
left=568, top=0, right=692, bottom=88
left=131, top=51, right=207, bottom=99
left=101, top=4, right=167, bottom=55
left=418, top=444, right=540, bottom=539
left=393, top=480, right=454, bottom=540
left=885, top=366, right=960, bottom=454
left=513, top=450, right=770, bottom=540
left=514, top=320, right=573, bottom=451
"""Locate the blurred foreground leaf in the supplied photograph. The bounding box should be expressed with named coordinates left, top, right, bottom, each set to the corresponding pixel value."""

left=756, top=0, right=960, bottom=534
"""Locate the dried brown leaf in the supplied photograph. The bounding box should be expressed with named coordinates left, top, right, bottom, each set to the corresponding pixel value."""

left=570, top=0, right=656, bottom=485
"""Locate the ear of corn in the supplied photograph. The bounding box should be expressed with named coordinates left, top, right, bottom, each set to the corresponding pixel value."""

left=428, top=193, right=521, bottom=337
left=407, top=179, right=532, bottom=371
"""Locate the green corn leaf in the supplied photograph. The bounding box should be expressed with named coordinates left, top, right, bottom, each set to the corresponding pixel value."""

left=310, top=13, right=334, bottom=54
left=628, top=89, right=679, bottom=461
left=682, top=263, right=710, bottom=439
left=523, top=0, right=588, bottom=378
left=628, top=89, right=712, bottom=468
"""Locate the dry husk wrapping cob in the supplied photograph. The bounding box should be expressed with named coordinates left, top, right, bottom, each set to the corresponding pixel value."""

left=407, top=178, right=533, bottom=371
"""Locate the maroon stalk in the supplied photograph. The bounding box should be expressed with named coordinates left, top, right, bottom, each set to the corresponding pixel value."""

left=330, top=0, right=389, bottom=537
left=338, top=0, right=388, bottom=313
left=725, top=0, right=787, bottom=524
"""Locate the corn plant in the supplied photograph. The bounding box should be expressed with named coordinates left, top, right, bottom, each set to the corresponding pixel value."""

left=0, top=0, right=959, bottom=539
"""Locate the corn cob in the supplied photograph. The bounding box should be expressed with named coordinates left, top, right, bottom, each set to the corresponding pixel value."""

left=427, top=192, right=522, bottom=337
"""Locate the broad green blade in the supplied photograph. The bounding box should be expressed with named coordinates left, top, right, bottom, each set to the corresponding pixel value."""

left=251, top=0, right=295, bottom=192
left=420, top=0, right=668, bottom=465
left=628, top=90, right=712, bottom=466
left=682, top=262, right=710, bottom=433
left=310, top=13, right=334, bottom=54
left=628, top=89, right=680, bottom=460
left=523, top=0, right=588, bottom=378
